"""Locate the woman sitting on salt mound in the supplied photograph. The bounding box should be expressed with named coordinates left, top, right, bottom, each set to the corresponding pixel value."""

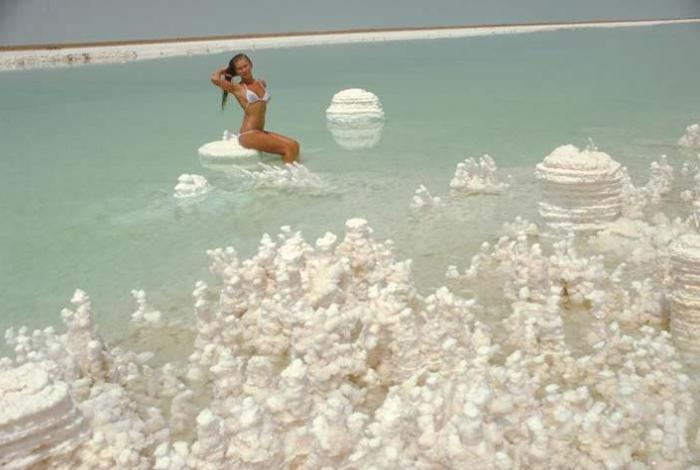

left=209, top=53, right=300, bottom=163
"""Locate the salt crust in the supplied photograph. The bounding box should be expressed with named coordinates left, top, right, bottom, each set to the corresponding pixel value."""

left=2, top=205, right=697, bottom=467
left=173, top=174, right=210, bottom=199
left=2, top=19, right=699, bottom=71
left=197, top=131, right=261, bottom=160
left=679, top=124, right=700, bottom=149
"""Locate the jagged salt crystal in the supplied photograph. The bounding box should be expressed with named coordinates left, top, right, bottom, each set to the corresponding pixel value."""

left=450, top=155, right=509, bottom=194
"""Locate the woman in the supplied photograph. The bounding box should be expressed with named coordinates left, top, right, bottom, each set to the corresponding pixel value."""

left=210, top=54, right=300, bottom=163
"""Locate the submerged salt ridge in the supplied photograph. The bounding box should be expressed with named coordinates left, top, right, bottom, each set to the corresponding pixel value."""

left=4, top=142, right=700, bottom=468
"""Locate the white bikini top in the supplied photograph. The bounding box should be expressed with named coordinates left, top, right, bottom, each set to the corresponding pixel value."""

left=243, top=82, right=270, bottom=106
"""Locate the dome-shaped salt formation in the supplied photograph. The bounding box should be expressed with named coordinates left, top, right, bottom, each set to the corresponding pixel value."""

left=198, top=131, right=261, bottom=161
left=669, top=233, right=700, bottom=352
left=326, top=89, right=385, bottom=124
left=174, top=174, right=210, bottom=199
left=0, top=363, right=88, bottom=469
left=535, top=144, right=624, bottom=232
left=326, top=89, right=385, bottom=150
left=678, top=123, right=700, bottom=149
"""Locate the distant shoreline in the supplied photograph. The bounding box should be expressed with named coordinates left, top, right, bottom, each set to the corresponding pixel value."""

left=1, top=17, right=698, bottom=71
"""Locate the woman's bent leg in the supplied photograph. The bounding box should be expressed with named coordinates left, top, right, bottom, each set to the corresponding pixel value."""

left=239, top=130, right=299, bottom=163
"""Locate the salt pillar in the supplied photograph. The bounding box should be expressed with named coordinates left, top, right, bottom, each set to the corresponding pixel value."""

left=535, top=144, right=624, bottom=232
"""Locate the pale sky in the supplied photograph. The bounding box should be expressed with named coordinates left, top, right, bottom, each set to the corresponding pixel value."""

left=1, top=0, right=699, bottom=46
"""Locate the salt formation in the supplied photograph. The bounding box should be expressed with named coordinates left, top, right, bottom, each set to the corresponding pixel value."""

left=0, top=363, right=88, bottom=469
left=449, top=154, right=509, bottom=194
left=2, top=215, right=696, bottom=468
left=198, top=130, right=261, bottom=161
left=679, top=123, right=700, bottom=149
left=410, top=184, right=444, bottom=209
left=535, top=144, right=624, bottom=232
left=669, top=234, right=700, bottom=352
left=326, top=89, right=385, bottom=123
left=173, top=174, right=210, bottom=199
left=230, top=162, right=325, bottom=191
left=326, top=89, right=385, bottom=150
left=130, top=290, right=163, bottom=327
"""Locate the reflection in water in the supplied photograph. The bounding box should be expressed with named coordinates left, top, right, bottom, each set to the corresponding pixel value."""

left=327, top=119, right=385, bottom=150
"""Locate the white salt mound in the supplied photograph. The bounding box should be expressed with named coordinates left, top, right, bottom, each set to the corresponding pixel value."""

left=0, top=363, right=88, bottom=469
left=326, top=88, right=385, bottom=124
left=535, top=144, right=623, bottom=232
left=174, top=174, right=210, bottom=199
left=678, top=123, right=700, bottom=149
left=198, top=131, right=260, bottom=160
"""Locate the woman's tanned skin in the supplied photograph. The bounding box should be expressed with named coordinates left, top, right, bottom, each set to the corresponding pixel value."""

left=210, top=55, right=300, bottom=163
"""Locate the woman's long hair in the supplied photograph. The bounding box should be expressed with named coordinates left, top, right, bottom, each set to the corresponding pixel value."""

left=221, top=53, right=251, bottom=110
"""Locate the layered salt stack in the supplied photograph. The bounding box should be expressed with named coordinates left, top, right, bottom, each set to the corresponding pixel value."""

left=0, top=363, right=88, bottom=469
left=669, top=233, right=700, bottom=352
left=326, top=89, right=385, bottom=150
left=535, top=144, right=624, bottom=232
left=198, top=130, right=260, bottom=161
left=678, top=123, right=700, bottom=149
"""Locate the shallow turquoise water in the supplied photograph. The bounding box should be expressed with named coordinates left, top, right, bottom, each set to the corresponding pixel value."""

left=1, top=24, right=699, bottom=343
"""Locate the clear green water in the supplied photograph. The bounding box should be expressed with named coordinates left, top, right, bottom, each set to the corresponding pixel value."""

left=1, top=24, right=699, bottom=345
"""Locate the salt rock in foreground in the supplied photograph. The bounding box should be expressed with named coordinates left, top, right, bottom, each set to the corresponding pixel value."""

left=198, top=130, right=261, bottom=160
left=535, top=144, right=623, bottom=232
left=0, top=363, right=88, bottom=469
left=679, top=123, right=700, bottom=149
left=669, top=233, right=700, bottom=353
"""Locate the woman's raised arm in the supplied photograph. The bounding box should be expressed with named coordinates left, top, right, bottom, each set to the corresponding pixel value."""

left=210, top=67, right=239, bottom=94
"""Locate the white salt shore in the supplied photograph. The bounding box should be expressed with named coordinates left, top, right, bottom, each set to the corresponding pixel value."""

left=2, top=19, right=699, bottom=71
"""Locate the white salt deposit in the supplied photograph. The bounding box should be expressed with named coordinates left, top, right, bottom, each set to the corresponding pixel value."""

left=173, top=174, right=210, bottom=199
left=410, top=184, right=444, bottom=209
left=669, top=234, right=700, bottom=353
left=229, top=162, right=325, bottom=191
left=198, top=131, right=261, bottom=160
left=326, top=89, right=385, bottom=124
left=535, top=144, right=624, bottom=232
left=679, top=123, right=700, bottom=149
left=0, top=363, right=88, bottom=469
left=2, top=213, right=696, bottom=468
left=2, top=19, right=699, bottom=71
left=450, top=154, right=509, bottom=194
left=6, top=140, right=700, bottom=467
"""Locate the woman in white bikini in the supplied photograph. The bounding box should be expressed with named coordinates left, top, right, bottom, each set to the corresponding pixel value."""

left=210, top=53, right=300, bottom=163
